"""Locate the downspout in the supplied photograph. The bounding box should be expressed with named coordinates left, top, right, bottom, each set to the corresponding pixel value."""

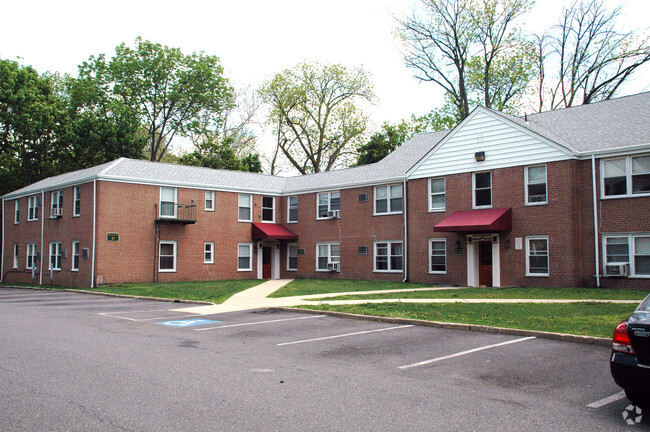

left=91, top=178, right=97, bottom=288
left=402, top=178, right=408, bottom=283
left=591, top=155, right=601, bottom=288
left=40, top=190, right=45, bottom=285
left=1, top=198, right=5, bottom=283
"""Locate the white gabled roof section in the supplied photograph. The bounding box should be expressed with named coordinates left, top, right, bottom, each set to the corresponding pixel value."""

left=406, top=107, right=576, bottom=180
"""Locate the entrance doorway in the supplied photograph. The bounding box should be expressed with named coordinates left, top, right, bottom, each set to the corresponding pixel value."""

left=478, top=241, right=493, bottom=287
left=262, top=246, right=272, bottom=279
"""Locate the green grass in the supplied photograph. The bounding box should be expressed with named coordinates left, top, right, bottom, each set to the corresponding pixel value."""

left=267, top=278, right=432, bottom=298
left=70, top=280, right=262, bottom=304
left=309, top=286, right=649, bottom=301
left=293, top=302, right=637, bottom=338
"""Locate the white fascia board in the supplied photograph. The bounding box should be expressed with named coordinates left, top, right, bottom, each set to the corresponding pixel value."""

left=281, top=176, right=406, bottom=196
left=2, top=178, right=97, bottom=200
left=96, top=176, right=285, bottom=196
left=575, top=143, right=650, bottom=159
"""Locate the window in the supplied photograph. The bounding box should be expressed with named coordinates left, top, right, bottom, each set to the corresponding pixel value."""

left=238, top=194, right=252, bottom=222
left=14, top=199, right=19, bottom=224
left=604, top=234, right=650, bottom=277
left=603, top=155, right=650, bottom=197
left=72, top=241, right=80, bottom=271
left=13, top=243, right=19, bottom=269
left=374, top=241, right=403, bottom=272
left=73, top=186, right=81, bottom=216
left=526, top=165, right=547, bottom=205
left=205, top=191, right=214, bottom=211
left=49, top=242, right=62, bottom=271
left=262, top=196, right=275, bottom=222
left=160, top=187, right=177, bottom=218
left=316, top=242, right=340, bottom=271
left=317, top=191, right=340, bottom=219
left=28, top=195, right=39, bottom=221
left=238, top=243, right=253, bottom=271
left=159, top=241, right=177, bottom=272
left=374, top=185, right=403, bottom=215
left=288, top=196, right=298, bottom=223
left=50, top=190, right=63, bottom=218
left=429, top=239, right=446, bottom=273
left=26, top=243, right=37, bottom=270
left=429, top=177, right=446, bottom=211
left=473, top=172, right=492, bottom=208
left=526, top=236, right=549, bottom=276
left=203, top=242, right=214, bottom=264
left=287, top=243, right=298, bottom=271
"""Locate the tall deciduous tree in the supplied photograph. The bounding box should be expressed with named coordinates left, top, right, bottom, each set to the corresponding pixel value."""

left=79, top=37, right=235, bottom=161
left=259, top=61, right=375, bottom=174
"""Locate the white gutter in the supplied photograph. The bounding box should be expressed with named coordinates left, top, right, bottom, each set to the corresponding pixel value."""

left=591, top=155, right=601, bottom=288
left=91, top=178, right=97, bottom=288
left=402, top=178, right=408, bottom=283
left=1, top=198, right=5, bottom=283
left=39, top=190, right=45, bottom=285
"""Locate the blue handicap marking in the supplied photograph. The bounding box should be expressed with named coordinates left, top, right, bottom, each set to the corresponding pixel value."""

left=157, top=319, right=222, bottom=327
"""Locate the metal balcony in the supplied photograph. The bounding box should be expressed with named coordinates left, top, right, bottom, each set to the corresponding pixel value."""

left=155, top=203, right=197, bottom=224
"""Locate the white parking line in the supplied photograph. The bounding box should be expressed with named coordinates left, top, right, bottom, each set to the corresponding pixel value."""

left=277, top=325, right=414, bottom=346
left=586, top=391, right=626, bottom=408
left=98, top=310, right=200, bottom=322
left=398, top=336, right=536, bottom=369
left=195, top=315, right=326, bottom=331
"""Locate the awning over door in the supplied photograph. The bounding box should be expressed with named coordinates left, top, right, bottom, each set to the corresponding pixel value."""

left=252, top=223, right=298, bottom=240
left=434, top=208, right=512, bottom=232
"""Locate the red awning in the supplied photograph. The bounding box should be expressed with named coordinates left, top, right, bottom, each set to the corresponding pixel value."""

left=434, top=208, right=512, bottom=233
left=252, top=223, right=298, bottom=240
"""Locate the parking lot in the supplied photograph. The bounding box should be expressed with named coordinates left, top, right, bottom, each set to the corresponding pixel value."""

left=1, top=288, right=645, bottom=431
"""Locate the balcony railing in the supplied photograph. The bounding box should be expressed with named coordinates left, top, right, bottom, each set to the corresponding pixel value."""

left=156, top=203, right=197, bottom=224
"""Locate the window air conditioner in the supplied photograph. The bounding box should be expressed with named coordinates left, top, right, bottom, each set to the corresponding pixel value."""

left=51, top=207, right=63, bottom=218
left=82, top=248, right=90, bottom=258
left=529, top=195, right=546, bottom=202
left=61, top=249, right=67, bottom=259
left=605, top=263, right=629, bottom=277
left=327, top=209, right=341, bottom=219
left=327, top=262, right=340, bottom=272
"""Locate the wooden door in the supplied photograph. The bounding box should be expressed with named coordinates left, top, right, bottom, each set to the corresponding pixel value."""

left=262, top=247, right=272, bottom=279
left=478, top=241, right=493, bottom=287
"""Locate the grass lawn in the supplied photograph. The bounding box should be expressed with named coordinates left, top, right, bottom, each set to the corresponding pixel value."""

left=294, top=302, right=638, bottom=338
left=268, top=278, right=431, bottom=298
left=70, top=280, right=262, bottom=304
left=308, top=286, right=649, bottom=301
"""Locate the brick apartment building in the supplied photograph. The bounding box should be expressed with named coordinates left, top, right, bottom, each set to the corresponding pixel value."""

left=2, top=93, right=649, bottom=289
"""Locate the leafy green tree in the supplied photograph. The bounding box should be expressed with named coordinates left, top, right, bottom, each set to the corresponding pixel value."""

left=179, top=137, right=262, bottom=173
left=79, top=37, right=235, bottom=162
left=355, top=121, right=413, bottom=165
left=0, top=60, right=66, bottom=195
left=260, top=61, right=375, bottom=174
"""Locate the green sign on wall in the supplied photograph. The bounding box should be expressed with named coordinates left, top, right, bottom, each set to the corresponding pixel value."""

left=107, top=233, right=119, bottom=242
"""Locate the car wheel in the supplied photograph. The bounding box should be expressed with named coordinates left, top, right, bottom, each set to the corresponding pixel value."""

left=625, top=390, right=650, bottom=409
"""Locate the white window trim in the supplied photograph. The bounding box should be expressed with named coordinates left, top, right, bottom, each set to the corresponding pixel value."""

left=237, top=242, right=253, bottom=271
left=287, top=196, right=298, bottom=223
left=204, top=242, right=214, bottom=264
left=602, top=233, right=650, bottom=278
left=238, top=194, right=253, bottom=222
left=28, top=196, right=38, bottom=221
left=262, top=196, right=275, bottom=223
left=14, top=199, right=19, bottom=224
left=71, top=241, right=80, bottom=272
left=73, top=186, right=81, bottom=217
left=50, top=190, right=63, bottom=218
left=49, top=241, right=62, bottom=271
left=524, top=164, right=548, bottom=206
left=373, top=184, right=403, bottom=216
left=205, top=190, right=215, bottom=211
left=13, top=243, right=19, bottom=269
left=159, top=240, right=177, bottom=273
left=287, top=243, right=298, bottom=271
left=473, top=171, right=492, bottom=209
left=429, top=177, right=446, bottom=212
left=159, top=187, right=178, bottom=219
left=373, top=240, right=404, bottom=273
left=26, top=243, right=37, bottom=270
left=601, top=155, right=650, bottom=199
left=525, top=236, right=549, bottom=277
left=316, top=191, right=341, bottom=220
left=315, top=242, right=341, bottom=272
left=428, top=239, right=447, bottom=274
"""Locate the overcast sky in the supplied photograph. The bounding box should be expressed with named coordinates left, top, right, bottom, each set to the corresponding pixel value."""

left=2, top=0, right=648, bottom=160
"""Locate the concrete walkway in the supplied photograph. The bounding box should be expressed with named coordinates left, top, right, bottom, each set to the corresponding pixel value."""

left=171, top=280, right=640, bottom=315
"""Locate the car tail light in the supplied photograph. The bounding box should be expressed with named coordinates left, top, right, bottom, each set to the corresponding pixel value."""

left=612, top=321, right=635, bottom=354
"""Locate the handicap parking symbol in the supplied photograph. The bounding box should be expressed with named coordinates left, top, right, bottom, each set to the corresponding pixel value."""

left=157, top=319, right=222, bottom=327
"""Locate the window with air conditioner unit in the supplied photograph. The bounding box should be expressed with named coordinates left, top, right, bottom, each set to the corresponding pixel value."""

left=316, top=242, right=340, bottom=272
left=327, top=262, right=340, bottom=272
left=525, top=165, right=547, bottom=205
left=317, top=191, right=340, bottom=219
left=603, top=234, right=650, bottom=277
left=327, top=209, right=340, bottom=219
left=51, top=190, right=63, bottom=218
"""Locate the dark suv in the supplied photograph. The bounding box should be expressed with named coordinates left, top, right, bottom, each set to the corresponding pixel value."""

left=610, top=293, right=650, bottom=407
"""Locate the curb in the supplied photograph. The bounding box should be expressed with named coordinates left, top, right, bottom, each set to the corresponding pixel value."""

left=273, top=307, right=612, bottom=347
left=0, top=285, right=214, bottom=306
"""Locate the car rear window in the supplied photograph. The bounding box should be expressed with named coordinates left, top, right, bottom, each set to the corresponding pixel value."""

left=637, top=294, right=650, bottom=312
